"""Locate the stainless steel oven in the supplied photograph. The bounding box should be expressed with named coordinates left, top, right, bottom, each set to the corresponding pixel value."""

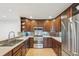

left=33, top=27, right=43, bottom=48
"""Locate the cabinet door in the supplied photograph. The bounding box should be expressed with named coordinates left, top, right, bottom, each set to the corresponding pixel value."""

left=58, top=41, right=62, bottom=56
left=29, top=38, right=34, bottom=48
left=43, top=38, right=48, bottom=48
left=52, top=39, right=56, bottom=51
left=24, top=40, right=28, bottom=54
left=52, top=39, right=62, bottom=56
left=48, top=38, right=52, bottom=48
left=22, top=45, right=26, bottom=56
left=13, top=49, right=22, bottom=56
left=26, top=39, right=30, bottom=51
left=13, top=43, right=25, bottom=56
left=52, top=39, right=55, bottom=48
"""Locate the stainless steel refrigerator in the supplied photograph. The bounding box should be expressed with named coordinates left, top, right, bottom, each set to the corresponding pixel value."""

left=62, top=14, right=79, bottom=56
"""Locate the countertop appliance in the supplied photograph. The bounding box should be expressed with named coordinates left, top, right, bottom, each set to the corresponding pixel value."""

left=33, top=27, right=43, bottom=48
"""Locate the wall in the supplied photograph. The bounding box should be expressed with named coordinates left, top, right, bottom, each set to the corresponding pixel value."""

left=0, top=16, right=20, bottom=40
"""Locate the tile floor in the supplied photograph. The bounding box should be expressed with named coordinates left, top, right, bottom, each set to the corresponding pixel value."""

left=26, top=48, right=57, bottom=56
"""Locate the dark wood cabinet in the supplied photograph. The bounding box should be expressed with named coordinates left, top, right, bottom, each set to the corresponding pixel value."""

left=13, top=43, right=25, bottom=56
left=24, top=40, right=29, bottom=54
left=13, top=48, right=22, bottom=56
left=4, top=38, right=31, bottom=56
left=43, top=38, right=52, bottom=48
left=43, top=38, right=48, bottom=48
left=48, top=38, right=53, bottom=48
left=21, top=44, right=26, bottom=56
left=4, top=37, right=61, bottom=56
left=52, top=38, right=62, bottom=56
left=54, top=16, right=61, bottom=32
left=4, top=37, right=34, bottom=56
left=21, top=18, right=53, bottom=32
left=29, top=37, right=34, bottom=48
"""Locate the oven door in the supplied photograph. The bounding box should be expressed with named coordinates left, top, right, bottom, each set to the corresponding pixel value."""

left=34, top=37, right=43, bottom=48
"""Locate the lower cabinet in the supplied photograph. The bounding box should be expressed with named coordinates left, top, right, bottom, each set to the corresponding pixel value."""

left=29, top=37, right=34, bottom=48
left=4, top=37, right=34, bottom=56
left=43, top=37, right=52, bottom=48
left=24, top=39, right=29, bottom=55
left=13, top=49, right=22, bottom=56
left=21, top=44, right=26, bottom=56
left=4, top=37, right=61, bottom=56
left=48, top=38, right=53, bottom=48
left=43, top=37, right=62, bottom=56
left=4, top=40, right=28, bottom=56
left=52, top=38, right=62, bottom=56
left=4, top=44, right=23, bottom=56
left=13, top=43, right=26, bottom=56
left=43, top=38, right=48, bottom=48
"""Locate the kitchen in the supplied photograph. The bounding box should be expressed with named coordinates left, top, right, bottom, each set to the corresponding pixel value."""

left=0, top=3, right=79, bottom=56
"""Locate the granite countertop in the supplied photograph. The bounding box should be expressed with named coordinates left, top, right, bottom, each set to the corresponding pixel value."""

left=43, top=36, right=61, bottom=42
left=52, top=36, right=61, bottom=42
left=0, top=36, right=33, bottom=56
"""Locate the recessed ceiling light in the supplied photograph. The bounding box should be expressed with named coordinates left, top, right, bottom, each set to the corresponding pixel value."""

left=29, top=16, right=32, bottom=18
left=49, top=16, right=52, bottom=19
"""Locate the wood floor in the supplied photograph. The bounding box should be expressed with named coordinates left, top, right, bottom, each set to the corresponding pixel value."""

left=26, top=48, right=57, bottom=56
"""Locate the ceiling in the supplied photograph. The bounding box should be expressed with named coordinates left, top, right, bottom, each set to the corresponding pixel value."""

left=0, top=3, right=72, bottom=19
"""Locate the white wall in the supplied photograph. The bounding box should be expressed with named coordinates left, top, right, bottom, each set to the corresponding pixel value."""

left=0, top=16, right=20, bottom=40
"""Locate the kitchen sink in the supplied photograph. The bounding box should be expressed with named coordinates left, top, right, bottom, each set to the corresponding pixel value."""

left=0, top=39, right=23, bottom=46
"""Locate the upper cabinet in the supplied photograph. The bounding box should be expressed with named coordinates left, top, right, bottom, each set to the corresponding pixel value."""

left=44, top=20, right=52, bottom=32
left=25, top=19, right=31, bottom=31
left=54, top=16, right=61, bottom=32
left=21, top=18, right=52, bottom=32
left=30, top=20, right=37, bottom=31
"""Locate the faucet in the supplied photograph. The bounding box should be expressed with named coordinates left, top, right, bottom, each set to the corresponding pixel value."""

left=8, top=31, right=15, bottom=41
